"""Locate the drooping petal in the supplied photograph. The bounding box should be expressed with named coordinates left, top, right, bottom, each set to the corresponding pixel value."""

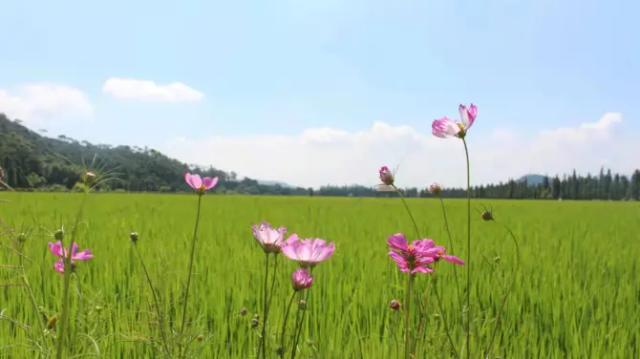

left=54, top=259, right=65, bottom=273
left=48, top=241, right=64, bottom=257
left=202, top=176, right=219, bottom=190
left=442, top=254, right=465, bottom=265
left=184, top=173, right=202, bottom=190
left=72, top=249, right=94, bottom=261
left=459, top=104, right=470, bottom=128
left=432, top=117, right=461, bottom=138
left=387, top=233, right=408, bottom=254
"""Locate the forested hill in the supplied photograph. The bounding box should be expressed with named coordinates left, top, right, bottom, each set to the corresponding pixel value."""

left=0, top=114, right=309, bottom=194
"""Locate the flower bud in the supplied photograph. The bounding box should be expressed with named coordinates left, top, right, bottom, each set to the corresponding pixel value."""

left=429, top=183, right=442, bottom=196
left=389, top=299, right=401, bottom=311
left=298, top=299, right=307, bottom=310
left=47, top=315, right=58, bottom=329
left=130, top=232, right=139, bottom=244
left=196, top=334, right=205, bottom=342
left=83, top=171, right=97, bottom=186
left=379, top=166, right=394, bottom=186
left=481, top=210, right=494, bottom=221
left=251, top=314, right=260, bottom=328
left=276, top=346, right=285, bottom=356
left=17, top=233, right=27, bottom=243
left=239, top=307, right=248, bottom=316
left=291, top=268, right=313, bottom=291
left=54, top=229, right=64, bottom=241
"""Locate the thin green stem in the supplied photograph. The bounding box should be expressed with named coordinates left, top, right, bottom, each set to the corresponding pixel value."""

left=484, top=221, right=521, bottom=358
left=393, top=186, right=421, bottom=240
left=133, top=243, right=171, bottom=357
left=278, top=291, right=297, bottom=357
left=56, top=193, right=88, bottom=359
left=462, top=138, right=472, bottom=358
left=18, top=245, right=47, bottom=350
left=290, top=290, right=309, bottom=359
left=404, top=274, right=415, bottom=359
left=180, top=194, right=203, bottom=338
left=259, top=253, right=270, bottom=358
left=438, top=198, right=462, bottom=314
left=433, top=277, right=459, bottom=358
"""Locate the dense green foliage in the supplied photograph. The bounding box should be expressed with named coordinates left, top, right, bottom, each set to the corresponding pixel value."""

left=0, top=192, right=638, bottom=357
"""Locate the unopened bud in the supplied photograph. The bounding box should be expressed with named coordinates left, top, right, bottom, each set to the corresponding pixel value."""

left=83, top=171, right=97, bottom=186
left=276, top=346, right=285, bottom=356
left=298, top=299, right=307, bottom=310
left=251, top=315, right=260, bottom=328
left=17, top=233, right=27, bottom=243
left=130, top=232, right=139, bottom=244
left=389, top=299, right=401, bottom=311
left=196, top=334, right=204, bottom=342
left=481, top=210, right=494, bottom=221
left=379, top=166, right=394, bottom=186
left=239, top=307, right=248, bottom=316
left=429, top=183, right=442, bottom=196
left=54, top=229, right=64, bottom=241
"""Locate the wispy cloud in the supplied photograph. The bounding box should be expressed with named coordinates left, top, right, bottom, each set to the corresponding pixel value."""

left=162, top=113, right=633, bottom=188
left=102, top=78, right=204, bottom=102
left=0, top=83, right=93, bottom=127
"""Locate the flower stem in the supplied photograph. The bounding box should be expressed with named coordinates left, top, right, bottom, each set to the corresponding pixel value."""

left=484, top=221, right=521, bottom=358
left=404, top=274, right=415, bottom=359
left=393, top=185, right=421, bottom=240
left=438, top=198, right=462, bottom=314
left=18, top=244, right=47, bottom=350
left=133, top=242, right=171, bottom=357
left=462, top=138, right=472, bottom=358
left=290, top=290, right=309, bottom=359
left=259, top=253, right=270, bottom=358
left=180, top=194, right=203, bottom=338
left=278, top=291, right=297, bottom=357
left=433, top=277, right=459, bottom=358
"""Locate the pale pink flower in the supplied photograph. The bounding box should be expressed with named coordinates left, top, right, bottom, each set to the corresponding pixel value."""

left=291, top=268, right=313, bottom=291
left=48, top=241, right=94, bottom=273
left=252, top=222, right=287, bottom=253
left=184, top=173, right=219, bottom=194
left=429, top=183, right=443, bottom=196
left=281, top=235, right=335, bottom=267
left=432, top=103, right=478, bottom=139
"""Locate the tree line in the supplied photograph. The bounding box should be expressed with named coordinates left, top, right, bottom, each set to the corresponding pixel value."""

left=1, top=114, right=638, bottom=200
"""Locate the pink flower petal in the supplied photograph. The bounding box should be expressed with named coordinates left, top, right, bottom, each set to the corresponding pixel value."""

left=442, top=255, right=465, bottom=265
left=202, top=177, right=219, bottom=190
left=184, top=173, right=202, bottom=190
left=54, top=259, right=65, bottom=273
left=48, top=241, right=64, bottom=257
left=432, top=117, right=460, bottom=138
left=73, top=249, right=94, bottom=261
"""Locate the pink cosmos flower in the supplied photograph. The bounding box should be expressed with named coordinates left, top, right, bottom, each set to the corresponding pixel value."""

left=252, top=222, right=287, bottom=253
left=291, top=268, right=313, bottom=291
left=281, top=235, right=335, bottom=267
left=432, top=103, right=478, bottom=139
left=388, top=233, right=463, bottom=274
left=48, top=241, right=94, bottom=273
left=184, top=172, right=219, bottom=194
left=379, top=166, right=395, bottom=186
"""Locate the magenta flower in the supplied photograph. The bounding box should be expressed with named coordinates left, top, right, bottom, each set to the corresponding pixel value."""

left=388, top=233, right=463, bottom=274
left=281, top=235, right=335, bottom=267
left=432, top=103, right=478, bottom=139
left=379, top=166, right=395, bottom=186
left=48, top=241, right=94, bottom=273
left=184, top=172, right=219, bottom=194
left=291, top=268, right=313, bottom=291
left=252, top=222, right=287, bottom=253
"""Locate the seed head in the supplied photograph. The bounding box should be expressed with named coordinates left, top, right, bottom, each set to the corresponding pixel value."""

left=130, top=232, right=139, bottom=244
left=481, top=210, right=494, bottom=221
left=17, top=233, right=27, bottom=243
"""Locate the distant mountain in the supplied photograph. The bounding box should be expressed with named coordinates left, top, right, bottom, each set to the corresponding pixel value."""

left=518, top=174, right=546, bottom=186
left=0, top=114, right=308, bottom=194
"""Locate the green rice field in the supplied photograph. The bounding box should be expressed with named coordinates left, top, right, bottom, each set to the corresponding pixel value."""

left=1, top=192, right=638, bottom=358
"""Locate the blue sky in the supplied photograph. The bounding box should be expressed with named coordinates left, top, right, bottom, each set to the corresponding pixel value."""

left=0, top=0, right=637, bottom=187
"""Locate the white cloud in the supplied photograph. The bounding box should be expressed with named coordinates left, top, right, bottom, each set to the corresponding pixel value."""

left=162, top=113, right=635, bottom=189
left=102, top=78, right=204, bottom=102
left=0, top=84, right=93, bottom=126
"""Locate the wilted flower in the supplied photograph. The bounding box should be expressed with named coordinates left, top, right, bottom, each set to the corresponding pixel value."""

left=281, top=235, right=335, bottom=267
left=184, top=173, right=219, bottom=195
left=252, top=222, right=287, bottom=253
left=429, top=183, right=442, bottom=196
left=389, top=299, right=401, bottom=311
left=432, top=103, right=478, bottom=139
left=291, top=268, right=313, bottom=291
left=48, top=241, right=94, bottom=273
left=388, top=233, right=463, bottom=274
left=379, top=166, right=395, bottom=186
